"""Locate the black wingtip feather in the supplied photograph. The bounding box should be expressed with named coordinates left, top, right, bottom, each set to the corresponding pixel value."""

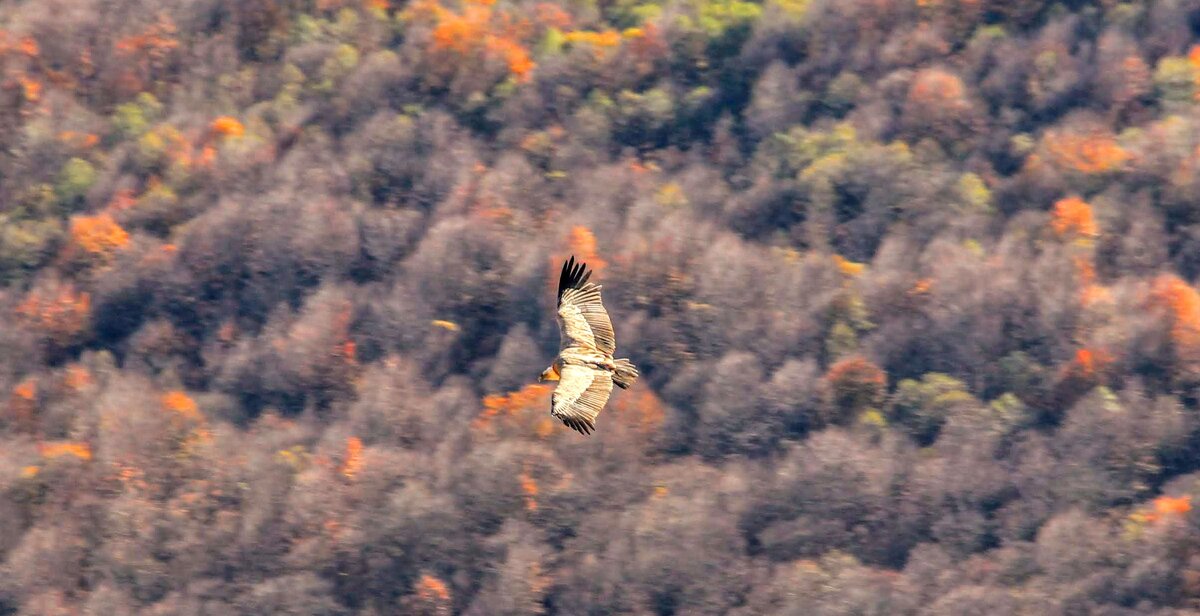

left=559, top=416, right=592, bottom=435
left=557, top=255, right=593, bottom=304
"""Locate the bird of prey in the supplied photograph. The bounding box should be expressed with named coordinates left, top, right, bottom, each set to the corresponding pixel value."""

left=539, top=256, right=639, bottom=435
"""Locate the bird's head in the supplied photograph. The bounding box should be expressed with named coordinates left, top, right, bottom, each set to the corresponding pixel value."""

left=539, top=364, right=560, bottom=382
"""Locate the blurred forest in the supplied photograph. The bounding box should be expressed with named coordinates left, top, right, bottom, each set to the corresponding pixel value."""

left=10, top=0, right=1200, bottom=613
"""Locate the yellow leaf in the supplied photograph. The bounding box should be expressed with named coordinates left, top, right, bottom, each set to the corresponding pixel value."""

left=432, top=319, right=460, bottom=332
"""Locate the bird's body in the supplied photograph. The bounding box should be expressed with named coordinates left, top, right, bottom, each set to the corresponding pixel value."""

left=540, top=256, right=638, bottom=435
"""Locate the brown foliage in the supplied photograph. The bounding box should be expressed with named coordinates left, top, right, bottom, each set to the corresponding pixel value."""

left=824, top=356, right=886, bottom=423
left=4, top=2, right=1200, bottom=613
left=114, top=14, right=178, bottom=63
left=15, top=281, right=91, bottom=349
left=902, top=68, right=977, bottom=143
left=6, top=376, right=38, bottom=431
left=518, top=462, right=539, bottom=511
left=1041, top=130, right=1130, bottom=175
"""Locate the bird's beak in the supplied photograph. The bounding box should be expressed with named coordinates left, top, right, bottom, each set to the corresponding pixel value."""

left=539, top=367, right=558, bottom=382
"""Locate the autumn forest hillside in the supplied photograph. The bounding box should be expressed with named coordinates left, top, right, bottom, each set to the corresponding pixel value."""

left=7, top=0, right=1200, bottom=613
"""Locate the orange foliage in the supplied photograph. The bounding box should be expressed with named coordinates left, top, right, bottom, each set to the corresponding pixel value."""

left=474, top=384, right=553, bottom=433
left=415, top=573, right=452, bottom=603
left=341, top=436, right=364, bottom=479
left=13, top=377, right=36, bottom=401
left=334, top=307, right=358, bottom=366
left=63, top=364, right=93, bottom=391
left=17, top=75, right=40, bottom=102
left=1073, top=256, right=1113, bottom=306
left=16, top=283, right=91, bottom=346
left=533, top=417, right=556, bottom=438
left=1189, top=45, right=1200, bottom=101
left=1081, top=284, right=1113, bottom=306
left=432, top=5, right=491, bottom=51
left=7, top=377, right=37, bottom=431
left=113, top=14, right=180, bottom=92
left=1149, top=274, right=1200, bottom=370
left=114, top=15, right=179, bottom=60
left=609, top=388, right=665, bottom=433
left=39, top=441, right=92, bottom=461
left=196, top=145, right=217, bottom=167
left=18, top=36, right=38, bottom=57
left=161, top=390, right=201, bottom=421
left=909, top=278, right=934, bottom=296
left=547, top=226, right=607, bottom=298
left=1073, top=256, right=1096, bottom=286
left=1137, top=495, right=1193, bottom=524
left=519, top=463, right=539, bottom=512
left=161, top=390, right=210, bottom=453
left=210, top=116, right=245, bottom=138
left=1050, top=196, right=1099, bottom=238
left=1155, top=495, right=1192, bottom=516
left=567, top=225, right=606, bottom=275
left=0, top=33, right=37, bottom=58
left=58, top=131, right=99, bottom=150
left=490, top=37, right=534, bottom=78
left=1066, top=347, right=1112, bottom=381
left=422, top=0, right=536, bottom=80
left=69, top=214, right=130, bottom=260
left=908, top=68, right=967, bottom=107
left=832, top=254, right=866, bottom=276
left=1042, top=130, right=1130, bottom=174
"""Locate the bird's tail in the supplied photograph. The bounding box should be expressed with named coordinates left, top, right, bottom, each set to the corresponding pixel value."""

left=613, top=358, right=639, bottom=390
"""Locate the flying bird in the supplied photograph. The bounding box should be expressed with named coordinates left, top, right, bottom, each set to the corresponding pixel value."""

left=540, top=256, right=639, bottom=435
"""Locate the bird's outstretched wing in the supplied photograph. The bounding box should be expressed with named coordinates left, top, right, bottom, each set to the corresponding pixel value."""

left=557, top=256, right=616, bottom=354
left=551, top=364, right=614, bottom=435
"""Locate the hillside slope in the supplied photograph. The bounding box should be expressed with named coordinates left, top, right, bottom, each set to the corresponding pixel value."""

left=5, top=0, right=1200, bottom=613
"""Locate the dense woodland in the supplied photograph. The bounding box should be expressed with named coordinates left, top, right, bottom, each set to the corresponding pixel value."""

left=9, top=0, right=1200, bottom=613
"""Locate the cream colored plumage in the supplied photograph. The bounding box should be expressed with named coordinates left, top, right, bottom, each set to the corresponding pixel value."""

left=539, top=256, right=639, bottom=435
